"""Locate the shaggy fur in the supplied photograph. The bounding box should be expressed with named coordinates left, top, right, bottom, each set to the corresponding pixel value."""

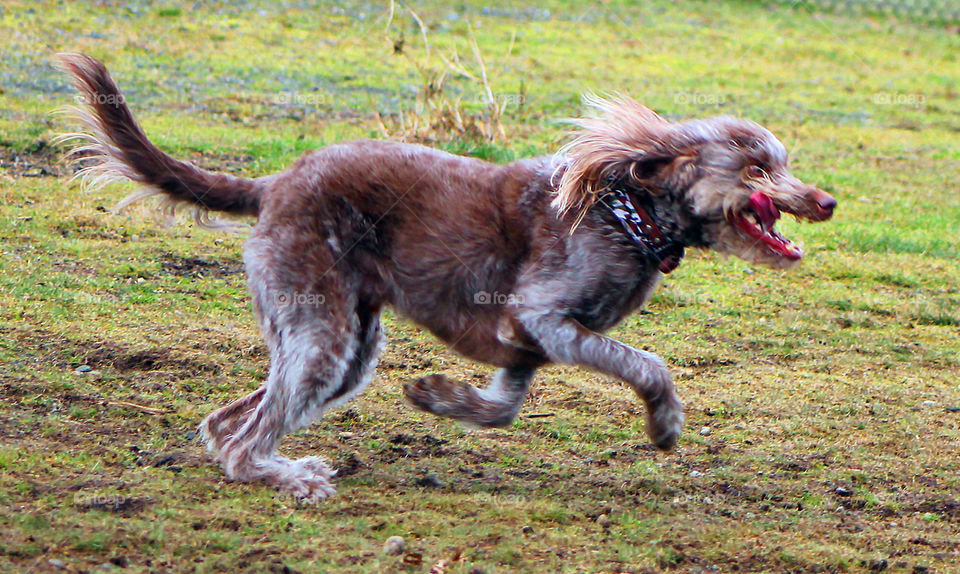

left=56, top=53, right=835, bottom=501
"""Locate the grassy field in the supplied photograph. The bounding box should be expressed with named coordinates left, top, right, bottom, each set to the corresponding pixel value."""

left=1, top=0, right=958, bottom=572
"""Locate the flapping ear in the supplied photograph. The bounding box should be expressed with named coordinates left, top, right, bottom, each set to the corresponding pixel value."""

left=552, top=94, right=678, bottom=225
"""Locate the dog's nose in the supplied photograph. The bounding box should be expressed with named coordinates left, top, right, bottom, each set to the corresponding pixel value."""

left=808, top=188, right=836, bottom=220
left=818, top=195, right=837, bottom=213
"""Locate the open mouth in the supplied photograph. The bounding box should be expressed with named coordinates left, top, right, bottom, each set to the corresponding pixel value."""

left=731, top=191, right=803, bottom=260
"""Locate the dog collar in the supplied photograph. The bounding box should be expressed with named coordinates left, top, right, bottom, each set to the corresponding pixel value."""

left=600, top=187, right=685, bottom=274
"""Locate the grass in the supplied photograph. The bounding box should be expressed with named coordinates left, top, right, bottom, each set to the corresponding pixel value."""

left=0, top=0, right=958, bottom=572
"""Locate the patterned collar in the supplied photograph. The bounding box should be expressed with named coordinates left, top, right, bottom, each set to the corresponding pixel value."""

left=599, top=187, right=685, bottom=274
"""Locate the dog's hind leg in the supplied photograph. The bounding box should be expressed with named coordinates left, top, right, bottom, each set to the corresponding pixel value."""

left=404, top=366, right=535, bottom=427
left=215, top=301, right=383, bottom=502
left=210, top=236, right=383, bottom=502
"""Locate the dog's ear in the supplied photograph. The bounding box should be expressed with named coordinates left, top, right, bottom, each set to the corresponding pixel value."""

left=627, top=155, right=674, bottom=181
left=553, top=94, right=685, bottom=223
left=634, top=151, right=702, bottom=199
left=625, top=151, right=700, bottom=191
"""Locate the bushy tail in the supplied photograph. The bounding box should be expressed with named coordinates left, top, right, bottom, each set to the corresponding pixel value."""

left=55, top=53, right=264, bottom=224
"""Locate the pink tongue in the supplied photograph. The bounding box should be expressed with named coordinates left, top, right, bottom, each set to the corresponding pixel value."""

left=749, top=192, right=780, bottom=228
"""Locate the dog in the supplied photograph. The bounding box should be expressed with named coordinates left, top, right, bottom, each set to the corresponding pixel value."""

left=57, top=53, right=836, bottom=501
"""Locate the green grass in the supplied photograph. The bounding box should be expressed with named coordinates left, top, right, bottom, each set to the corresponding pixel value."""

left=1, top=0, right=959, bottom=572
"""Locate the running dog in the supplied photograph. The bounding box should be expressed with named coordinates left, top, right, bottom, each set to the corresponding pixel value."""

left=57, top=54, right=836, bottom=501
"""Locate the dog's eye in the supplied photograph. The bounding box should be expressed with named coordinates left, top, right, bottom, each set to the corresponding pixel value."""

left=745, top=165, right=767, bottom=180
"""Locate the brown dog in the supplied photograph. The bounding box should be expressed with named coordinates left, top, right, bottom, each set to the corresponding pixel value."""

left=57, top=54, right=835, bottom=501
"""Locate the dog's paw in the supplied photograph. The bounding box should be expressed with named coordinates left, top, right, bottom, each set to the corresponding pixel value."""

left=278, top=475, right=337, bottom=503
left=296, top=456, right=337, bottom=479
left=403, top=374, right=469, bottom=416
left=272, top=457, right=337, bottom=503
left=405, top=374, right=520, bottom=427
left=646, top=396, right=685, bottom=451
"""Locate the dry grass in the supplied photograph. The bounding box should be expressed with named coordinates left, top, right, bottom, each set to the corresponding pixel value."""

left=374, top=1, right=516, bottom=143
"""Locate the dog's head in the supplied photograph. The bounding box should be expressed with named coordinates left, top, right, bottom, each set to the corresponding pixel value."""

left=554, top=95, right=835, bottom=269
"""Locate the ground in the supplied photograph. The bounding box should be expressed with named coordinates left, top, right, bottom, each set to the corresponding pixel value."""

left=0, top=1, right=958, bottom=573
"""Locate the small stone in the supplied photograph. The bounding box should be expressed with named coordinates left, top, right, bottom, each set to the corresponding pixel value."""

left=48, top=560, right=67, bottom=570
left=75, top=365, right=93, bottom=373
left=521, top=525, right=534, bottom=534
left=597, top=514, right=611, bottom=527
left=689, top=470, right=704, bottom=478
left=383, top=535, right=406, bottom=555
left=834, top=487, right=853, bottom=497
left=699, top=426, right=712, bottom=436
left=922, top=400, right=936, bottom=406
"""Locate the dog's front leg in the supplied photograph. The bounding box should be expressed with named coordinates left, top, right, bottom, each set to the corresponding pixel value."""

left=516, top=309, right=684, bottom=449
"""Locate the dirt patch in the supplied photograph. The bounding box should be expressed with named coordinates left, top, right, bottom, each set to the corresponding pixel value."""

left=129, top=448, right=206, bottom=473
left=671, top=356, right=738, bottom=369
left=333, top=451, right=364, bottom=477
left=75, top=494, right=153, bottom=514
left=159, top=252, right=245, bottom=278
left=81, top=343, right=219, bottom=374
left=0, top=327, right=221, bottom=375
left=0, top=377, right=43, bottom=398
left=373, top=433, right=455, bottom=463
left=50, top=258, right=100, bottom=276
left=897, top=495, right=960, bottom=521
left=53, top=214, right=128, bottom=241
left=184, top=151, right=256, bottom=175
left=0, top=141, right=256, bottom=180
left=0, top=140, right=66, bottom=178
left=331, top=500, right=387, bottom=518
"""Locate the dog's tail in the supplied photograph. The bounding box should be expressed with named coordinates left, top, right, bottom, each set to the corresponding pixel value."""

left=55, top=53, right=264, bottom=224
